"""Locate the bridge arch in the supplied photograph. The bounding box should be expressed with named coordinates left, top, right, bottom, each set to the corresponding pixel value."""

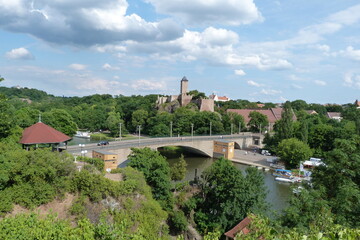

left=156, top=145, right=212, bottom=158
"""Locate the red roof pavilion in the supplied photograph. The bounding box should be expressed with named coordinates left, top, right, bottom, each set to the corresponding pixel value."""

left=20, top=122, right=71, bottom=145
left=224, top=217, right=252, bottom=239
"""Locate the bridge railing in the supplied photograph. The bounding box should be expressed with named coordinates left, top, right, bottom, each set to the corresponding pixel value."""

left=66, top=132, right=258, bottom=154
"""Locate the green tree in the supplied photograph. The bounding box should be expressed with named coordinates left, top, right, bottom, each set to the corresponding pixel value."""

left=105, top=111, right=125, bottom=137
left=127, top=147, right=172, bottom=208
left=277, top=138, right=312, bottom=168
left=170, top=154, right=187, bottom=181
left=131, top=109, right=148, bottom=132
left=248, top=111, right=268, bottom=133
left=193, top=158, right=267, bottom=234
left=147, top=112, right=173, bottom=136
left=42, top=109, right=78, bottom=136
left=0, top=95, right=16, bottom=138
left=275, top=101, right=294, bottom=140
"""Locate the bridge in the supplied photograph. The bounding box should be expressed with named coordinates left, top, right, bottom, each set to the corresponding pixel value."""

left=65, top=133, right=264, bottom=166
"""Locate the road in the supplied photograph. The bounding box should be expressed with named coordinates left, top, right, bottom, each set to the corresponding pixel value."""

left=65, top=133, right=257, bottom=154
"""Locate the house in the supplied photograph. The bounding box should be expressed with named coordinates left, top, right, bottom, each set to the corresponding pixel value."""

left=209, top=94, right=231, bottom=102
left=224, top=217, right=252, bottom=239
left=92, top=150, right=118, bottom=171
left=227, top=108, right=296, bottom=131
left=326, top=112, right=342, bottom=121
left=306, top=110, right=317, bottom=115
left=355, top=99, right=360, bottom=109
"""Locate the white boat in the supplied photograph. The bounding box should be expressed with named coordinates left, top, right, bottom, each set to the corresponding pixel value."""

left=275, top=177, right=294, bottom=183
left=74, top=131, right=91, bottom=139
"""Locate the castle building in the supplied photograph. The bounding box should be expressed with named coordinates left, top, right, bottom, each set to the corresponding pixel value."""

left=156, top=77, right=214, bottom=112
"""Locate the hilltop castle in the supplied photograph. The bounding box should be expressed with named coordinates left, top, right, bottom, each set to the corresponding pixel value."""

left=156, top=77, right=214, bottom=112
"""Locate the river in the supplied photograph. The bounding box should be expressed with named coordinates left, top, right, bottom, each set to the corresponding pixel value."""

left=167, top=156, right=292, bottom=215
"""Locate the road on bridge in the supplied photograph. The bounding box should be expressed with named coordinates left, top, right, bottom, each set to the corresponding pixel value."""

left=65, top=133, right=257, bottom=155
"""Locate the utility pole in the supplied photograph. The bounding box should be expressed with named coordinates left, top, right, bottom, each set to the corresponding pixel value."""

left=231, top=123, right=233, bottom=135
left=238, top=122, right=241, bottom=134
left=119, top=122, right=122, bottom=141
left=259, top=123, right=262, bottom=134
left=209, top=121, right=212, bottom=136
left=170, top=121, right=173, bottom=138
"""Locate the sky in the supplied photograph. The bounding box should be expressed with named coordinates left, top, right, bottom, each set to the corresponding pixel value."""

left=1, top=0, right=360, bottom=104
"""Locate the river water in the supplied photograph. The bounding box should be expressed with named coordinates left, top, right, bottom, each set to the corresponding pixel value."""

left=167, top=156, right=291, bottom=215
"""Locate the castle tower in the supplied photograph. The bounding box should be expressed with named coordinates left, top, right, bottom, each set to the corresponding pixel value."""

left=180, top=76, right=188, bottom=95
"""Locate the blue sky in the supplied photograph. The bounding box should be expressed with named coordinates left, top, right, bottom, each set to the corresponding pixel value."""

left=1, top=0, right=360, bottom=104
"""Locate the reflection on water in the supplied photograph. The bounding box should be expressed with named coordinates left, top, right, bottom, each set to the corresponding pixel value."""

left=68, top=136, right=99, bottom=146
left=167, top=156, right=291, bottom=215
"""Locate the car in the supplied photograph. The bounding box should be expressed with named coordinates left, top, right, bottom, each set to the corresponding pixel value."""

left=97, top=141, right=109, bottom=146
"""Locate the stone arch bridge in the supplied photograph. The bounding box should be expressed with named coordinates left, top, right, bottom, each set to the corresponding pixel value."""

left=66, top=133, right=264, bottom=166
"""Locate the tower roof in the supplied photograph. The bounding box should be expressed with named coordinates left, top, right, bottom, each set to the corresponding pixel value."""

left=181, top=76, right=188, bottom=81
left=19, top=122, right=71, bottom=144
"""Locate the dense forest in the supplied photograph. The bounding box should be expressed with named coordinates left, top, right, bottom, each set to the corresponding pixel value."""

left=1, top=79, right=360, bottom=239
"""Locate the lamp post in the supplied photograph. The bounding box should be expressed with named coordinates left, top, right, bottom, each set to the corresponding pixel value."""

left=79, top=144, right=85, bottom=155
left=138, top=125, right=141, bottom=146
left=231, top=123, right=233, bottom=135
left=170, top=121, right=173, bottom=138
left=191, top=123, right=194, bottom=142
left=209, top=121, right=212, bottom=136
left=239, top=122, right=241, bottom=134
left=119, top=122, right=122, bottom=141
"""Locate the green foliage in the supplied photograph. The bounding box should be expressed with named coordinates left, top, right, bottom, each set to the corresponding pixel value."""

left=42, top=108, right=78, bottom=136
left=241, top=214, right=360, bottom=240
left=277, top=138, right=312, bottom=168
left=127, top=147, right=173, bottom=208
left=171, top=154, right=188, bottom=181
left=168, top=210, right=188, bottom=234
left=105, top=111, right=126, bottom=137
left=193, top=158, right=267, bottom=234
left=0, top=94, right=16, bottom=138
left=0, top=148, right=75, bottom=213
left=131, top=109, right=148, bottom=132
left=248, top=111, right=268, bottom=133
left=78, top=156, right=105, bottom=172
left=275, top=101, right=294, bottom=140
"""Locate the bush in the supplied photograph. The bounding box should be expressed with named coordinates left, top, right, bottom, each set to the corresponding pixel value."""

left=168, top=210, right=188, bottom=234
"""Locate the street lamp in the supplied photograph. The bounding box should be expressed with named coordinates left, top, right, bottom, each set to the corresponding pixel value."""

left=81, top=150, right=88, bottom=157
left=170, top=121, right=173, bottom=138
left=191, top=123, right=194, bottom=142
left=119, top=122, right=122, bottom=141
left=209, top=121, right=212, bottom=136
left=231, top=123, right=233, bottom=135
left=138, top=125, right=141, bottom=146
left=239, top=122, right=241, bottom=134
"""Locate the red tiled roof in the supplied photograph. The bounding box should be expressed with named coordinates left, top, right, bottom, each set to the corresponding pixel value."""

left=227, top=108, right=296, bottom=124
left=327, top=112, right=341, bottom=118
left=218, top=96, right=229, bottom=100
left=19, top=122, right=71, bottom=144
left=224, top=217, right=252, bottom=239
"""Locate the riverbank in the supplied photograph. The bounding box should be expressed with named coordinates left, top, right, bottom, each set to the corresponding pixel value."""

left=231, top=149, right=278, bottom=170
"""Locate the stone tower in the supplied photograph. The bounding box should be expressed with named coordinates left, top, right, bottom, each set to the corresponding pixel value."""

left=180, top=76, right=188, bottom=95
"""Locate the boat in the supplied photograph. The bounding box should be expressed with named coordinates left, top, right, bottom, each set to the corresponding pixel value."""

left=272, top=169, right=292, bottom=178
left=292, top=186, right=304, bottom=194
left=74, top=131, right=91, bottom=139
left=275, top=177, right=294, bottom=183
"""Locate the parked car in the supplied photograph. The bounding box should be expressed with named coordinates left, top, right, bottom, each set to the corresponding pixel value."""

left=261, top=149, right=271, bottom=156
left=97, top=141, right=109, bottom=146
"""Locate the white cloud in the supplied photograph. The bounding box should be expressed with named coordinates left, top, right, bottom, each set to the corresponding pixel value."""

left=0, top=0, right=184, bottom=46
left=102, top=63, right=120, bottom=70
left=291, top=84, right=303, bottom=89
left=146, top=0, right=263, bottom=26
left=234, top=69, right=246, bottom=76
left=344, top=72, right=360, bottom=89
left=314, top=80, right=327, bottom=86
left=340, top=46, right=360, bottom=61
left=316, top=44, right=330, bottom=52
left=69, top=64, right=87, bottom=70
left=131, top=79, right=167, bottom=91
left=247, top=80, right=263, bottom=87
left=260, top=89, right=281, bottom=95
left=5, top=47, right=33, bottom=60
